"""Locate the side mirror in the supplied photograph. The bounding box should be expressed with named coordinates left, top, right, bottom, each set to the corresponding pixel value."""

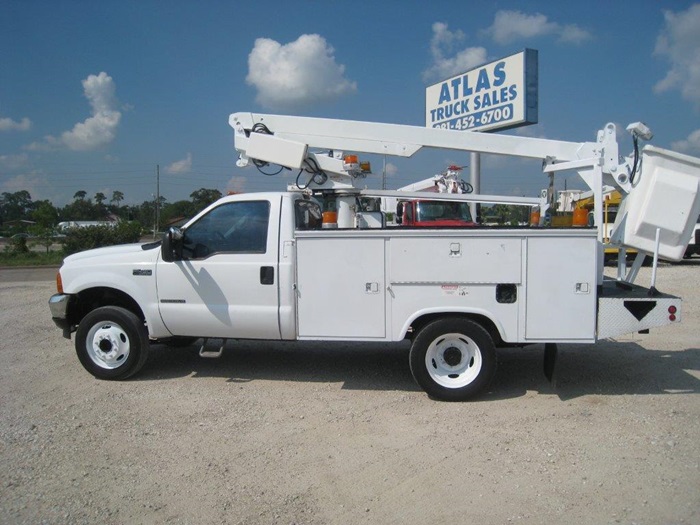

left=396, top=202, right=404, bottom=225
left=161, top=227, right=183, bottom=262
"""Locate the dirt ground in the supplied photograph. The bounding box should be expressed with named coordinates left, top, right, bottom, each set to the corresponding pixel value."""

left=1, top=262, right=698, bottom=525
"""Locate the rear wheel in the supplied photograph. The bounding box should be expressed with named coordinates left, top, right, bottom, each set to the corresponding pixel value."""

left=75, top=306, right=150, bottom=380
left=409, top=317, right=497, bottom=401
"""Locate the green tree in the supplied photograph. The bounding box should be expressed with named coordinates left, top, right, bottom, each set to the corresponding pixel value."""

left=32, top=200, right=59, bottom=229
left=132, top=200, right=154, bottom=228
left=94, top=192, right=108, bottom=217
left=1, top=190, right=33, bottom=223
left=190, top=188, right=222, bottom=212
left=73, top=190, right=87, bottom=201
left=61, top=198, right=97, bottom=221
left=28, top=225, right=58, bottom=254
left=111, top=190, right=124, bottom=208
left=160, top=200, right=196, bottom=227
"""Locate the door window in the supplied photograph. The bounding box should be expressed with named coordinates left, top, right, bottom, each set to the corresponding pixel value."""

left=182, top=201, right=270, bottom=259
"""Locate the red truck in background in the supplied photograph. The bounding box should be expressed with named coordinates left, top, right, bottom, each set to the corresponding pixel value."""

left=395, top=199, right=477, bottom=227
left=394, top=165, right=477, bottom=227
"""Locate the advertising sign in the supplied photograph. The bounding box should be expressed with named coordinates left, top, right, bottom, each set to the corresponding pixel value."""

left=425, top=49, right=538, bottom=132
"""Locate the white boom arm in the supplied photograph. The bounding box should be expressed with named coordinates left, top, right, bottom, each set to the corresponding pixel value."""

left=231, top=112, right=591, bottom=161
left=229, top=112, right=700, bottom=265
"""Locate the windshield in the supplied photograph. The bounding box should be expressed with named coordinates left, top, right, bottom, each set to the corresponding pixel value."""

left=416, top=201, right=473, bottom=222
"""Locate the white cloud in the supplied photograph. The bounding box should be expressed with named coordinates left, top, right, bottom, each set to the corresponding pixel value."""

left=24, top=137, right=58, bottom=152
left=653, top=4, right=700, bottom=108
left=385, top=163, right=398, bottom=177
left=246, top=34, right=357, bottom=109
left=26, top=72, right=121, bottom=152
left=0, top=116, right=31, bottom=132
left=166, top=153, right=192, bottom=174
left=559, top=24, right=592, bottom=44
left=423, top=22, right=487, bottom=81
left=485, top=10, right=591, bottom=45
left=0, top=172, right=48, bottom=200
left=61, top=72, right=121, bottom=151
left=671, top=129, right=700, bottom=153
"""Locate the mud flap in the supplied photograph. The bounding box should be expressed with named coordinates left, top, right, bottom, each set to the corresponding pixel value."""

left=544, top=343, right=558, bottom=389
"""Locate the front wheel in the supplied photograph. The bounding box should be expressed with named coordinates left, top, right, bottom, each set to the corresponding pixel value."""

left=75, top=306, right=150, bottom=380
left=409, top=317, right=497, bottom=401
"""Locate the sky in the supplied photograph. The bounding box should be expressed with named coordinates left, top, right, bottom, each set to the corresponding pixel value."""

left=1, top=0, right=700, bottom=207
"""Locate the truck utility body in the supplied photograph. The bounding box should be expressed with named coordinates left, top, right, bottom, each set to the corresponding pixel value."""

left=49, top=113, right=700, bottom=400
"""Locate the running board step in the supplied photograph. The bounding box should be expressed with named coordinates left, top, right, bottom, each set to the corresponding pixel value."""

left=199, top=338, right=225, bottom=358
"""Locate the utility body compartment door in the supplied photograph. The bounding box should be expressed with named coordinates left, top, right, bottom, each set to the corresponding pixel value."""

left=296, top=235, right=385, bottom=338
left=525, top=234, right=597, bottom=341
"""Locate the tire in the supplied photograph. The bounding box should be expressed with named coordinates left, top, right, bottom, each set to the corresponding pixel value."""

left=409, top=317, right=497, bottom=401
left=75, top=306, right=150, bottom=380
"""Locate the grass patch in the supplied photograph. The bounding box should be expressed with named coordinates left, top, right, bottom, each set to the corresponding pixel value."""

left=0, top=250, right=64, bottom=267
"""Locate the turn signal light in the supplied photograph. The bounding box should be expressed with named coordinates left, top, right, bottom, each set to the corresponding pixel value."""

left=56, top=272, right=63, bottom=294
left=343, top=154, right=360, bottom=172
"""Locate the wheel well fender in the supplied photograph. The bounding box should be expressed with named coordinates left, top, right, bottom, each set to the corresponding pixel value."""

left=70, top=287, right=145, bottom=327
left=406, top=312, right=504, bottom=347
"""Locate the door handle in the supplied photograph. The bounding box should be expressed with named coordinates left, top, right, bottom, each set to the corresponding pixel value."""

left=260, top=266, right=274, bottom=285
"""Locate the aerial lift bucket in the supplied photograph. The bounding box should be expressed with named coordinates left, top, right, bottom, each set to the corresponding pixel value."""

left=612, top=145, right=700, bottom=262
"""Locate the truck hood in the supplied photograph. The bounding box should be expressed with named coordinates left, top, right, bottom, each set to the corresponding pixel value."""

left=59, top=241, right=163, bottom=295
left=63, top=241, right=161, bottom=265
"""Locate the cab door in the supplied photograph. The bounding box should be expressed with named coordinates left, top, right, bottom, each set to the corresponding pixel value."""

left=156, top=197, right=281, bottom=339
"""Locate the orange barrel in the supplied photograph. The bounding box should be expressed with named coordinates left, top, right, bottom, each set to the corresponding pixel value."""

left=572, top=208, right=588, bottom=226
left=322, top=211, right=338, bottom=228
left=530, top=210, right=541, bottom=226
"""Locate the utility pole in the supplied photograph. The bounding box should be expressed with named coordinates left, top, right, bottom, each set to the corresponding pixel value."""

left=154, top=164, right=160, bottom=239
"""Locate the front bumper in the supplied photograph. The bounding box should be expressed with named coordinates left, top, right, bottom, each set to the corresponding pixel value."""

left=49, top=294, right=74, bottom=338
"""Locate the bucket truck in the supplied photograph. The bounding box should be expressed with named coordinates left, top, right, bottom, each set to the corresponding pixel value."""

left=48, top=113, right=700, bottom=401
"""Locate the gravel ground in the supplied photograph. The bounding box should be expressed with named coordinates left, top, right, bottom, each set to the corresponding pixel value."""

left=1, top=261, right=698, bottom=525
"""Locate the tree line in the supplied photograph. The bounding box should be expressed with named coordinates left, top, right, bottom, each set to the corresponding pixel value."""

left=0, top=188, right=224, bottom=235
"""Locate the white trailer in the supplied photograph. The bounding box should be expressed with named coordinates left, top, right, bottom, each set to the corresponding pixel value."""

left=49, top=114, right=700, bottom=400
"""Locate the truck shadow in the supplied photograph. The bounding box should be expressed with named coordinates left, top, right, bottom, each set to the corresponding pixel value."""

left=139, top=340, right=700, bottom=401
left=142, top=340, right=420, bottom=393
left=491, top=344, right=700, bottom=401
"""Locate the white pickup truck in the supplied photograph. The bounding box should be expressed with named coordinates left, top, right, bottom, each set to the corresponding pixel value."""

left=49, top=113, right=700, bottom=401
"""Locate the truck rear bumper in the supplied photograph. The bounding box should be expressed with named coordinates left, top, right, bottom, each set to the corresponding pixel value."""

left=597, top=280, right=681, bottom=339
left=49, top=294, right=73, bottom=339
